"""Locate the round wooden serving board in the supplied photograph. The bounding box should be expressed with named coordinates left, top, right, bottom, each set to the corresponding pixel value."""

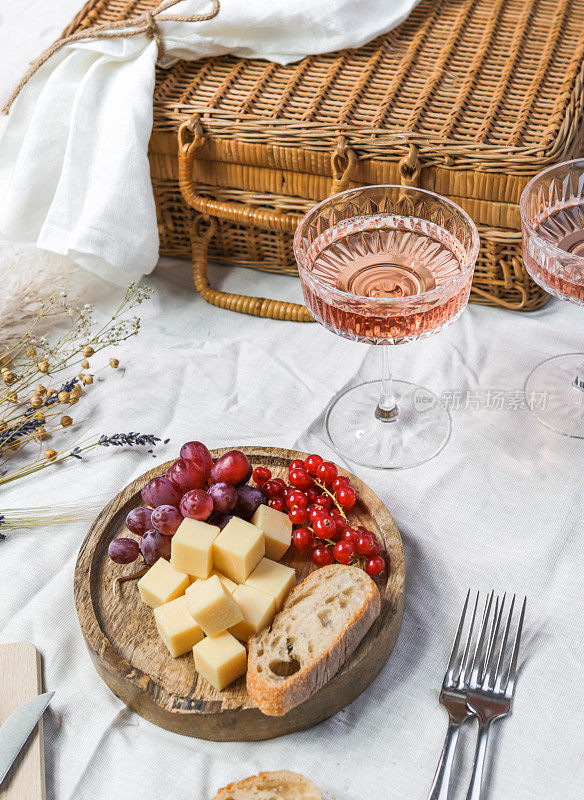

left=74, top=447, right=405, bottom=741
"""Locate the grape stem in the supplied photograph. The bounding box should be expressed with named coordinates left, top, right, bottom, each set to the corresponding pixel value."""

left=113, top=564, right=148, bottom=597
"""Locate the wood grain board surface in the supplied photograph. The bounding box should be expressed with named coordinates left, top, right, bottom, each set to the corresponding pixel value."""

left=75, top=447, right=405, bottom=741
left=0, top=643, right=46, bottom=800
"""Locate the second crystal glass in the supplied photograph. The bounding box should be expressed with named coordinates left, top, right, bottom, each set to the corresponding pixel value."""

left=293, top=185, right=480, bottom=469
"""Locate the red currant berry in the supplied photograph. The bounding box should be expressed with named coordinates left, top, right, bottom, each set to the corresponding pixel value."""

left=288, top=467, right=311, bottom=491
left=330, top=515, right=348, bottom=540
left=355, top=525, right=374, bottom=537
left=336, top=486, right=357, bottom=509
left=293, top=527, right=314, bottom=551
left=311, top=545, right=335, bottom=567
left=343, top=527, right=360, bottom=545
left=263, top=479, right=285, bottom=499
left=289, top=459, right=305, bottom=470
left=356, top=534, right=381, bottom=556
left=333, top=539, right=356, bottom=565
left=288, top=506, right=308, bottom=525
left=365, top=555, right=386, bottom=576
left=308, top=504, right=327, bottom=524
left=331, top=476, right=351, bottom=492
left=305, top=487, right=318, bottom=505
left=314, top=494, right=333, bottom=511
left=304, top=454, right=323, bottom=475
left=316, top=461, right=338, bottom=484
left=313, top=515, right=336, bottom=539
left=252, top=466, right=271, bottom=486
left=286, top=490, right=308, bottom=510
left=269, top=497, right=286, bottom=512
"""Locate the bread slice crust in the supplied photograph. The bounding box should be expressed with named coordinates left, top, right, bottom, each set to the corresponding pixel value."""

left=247, top=564, right=381, bottom=716
left=211, top=770, right=322, bottom=800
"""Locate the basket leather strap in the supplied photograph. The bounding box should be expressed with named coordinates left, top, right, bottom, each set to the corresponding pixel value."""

left=188, top=215, right=314, bottom=322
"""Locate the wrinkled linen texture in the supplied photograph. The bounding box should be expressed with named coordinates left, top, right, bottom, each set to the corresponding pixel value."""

left=2, top=4, right=584, bottom=800
left=0, top=0, right=420, bottom=284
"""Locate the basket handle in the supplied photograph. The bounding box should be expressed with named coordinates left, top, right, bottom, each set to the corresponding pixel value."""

left=189, top=215, right=314, bottom=322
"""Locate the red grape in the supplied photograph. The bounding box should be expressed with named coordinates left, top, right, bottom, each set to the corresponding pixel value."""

left=108, top=538, right=139, bottom=564
left=289, top=459, right=305, bottom=470
left=288, top=506, right=308, bottom=525
left=210, top=450, right=252, bottom=486
left=234, top=485, right=267, bottom=520
left=356, top=534, right=381, bottom=556
left=151, top=505, right=183, bottom=536
left=167, top=458, right=206, bottom=493
left=179, top=489, right=213, bottom=521
left=208, top=512, right=234, bottom=530
left=316, top=461, right=338, bottom=484
left=125, top=507, right=152, bottom=535
left=365, top=555, right=386, bottom=576
left=269, top=498, right=286, bottom=512
left=293, top=527, right=314, bottom=551
left=141, top=530, right=171, bottom=565
left=288, top=467, right=311, bottom=490
left=304, top=454, right=323, bottom=475
left=314, top=494, right=333, bottom=511
left=313, top=515, right=336, bottom=539
left=331, top=476, right=351, bottom=492
left=252, top=466, right=271, bottom=486
left=333, top=540, right=355, bottom=564
left=286, top=490, right=308, bottom=510
left=141, top=477, right=182, bottom=509
left=311, top=545, right=335, bottom=567
left=336, top=486, right=357, bottom=509
left=208, top=482, right=237, bottom=514
left=179, top=441, right=213, bottom=478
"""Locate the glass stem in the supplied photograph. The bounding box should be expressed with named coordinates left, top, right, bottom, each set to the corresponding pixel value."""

left=375, top=346, right=399, bottom=422
left=574, top=359, right=584, bottom=393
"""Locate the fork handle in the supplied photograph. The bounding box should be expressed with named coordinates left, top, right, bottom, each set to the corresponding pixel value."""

left=428, top=720, right=462, bottom=800
left=465, top=720, right=492, bottom=800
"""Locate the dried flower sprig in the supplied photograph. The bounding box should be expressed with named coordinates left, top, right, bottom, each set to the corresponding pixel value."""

left=0, top=431, right=161, bottom=487
left=0, top=283, right=152, bottom=478
left=0, top=498, right=109, bottom=538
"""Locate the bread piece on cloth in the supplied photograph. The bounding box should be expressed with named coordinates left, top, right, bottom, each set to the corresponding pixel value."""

left=211, top=770, right=322, bottom=800
left=247, top=564, right=381, bottom=716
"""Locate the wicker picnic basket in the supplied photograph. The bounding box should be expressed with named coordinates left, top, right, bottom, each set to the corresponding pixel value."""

left=64, top=0, right=584, bottom=321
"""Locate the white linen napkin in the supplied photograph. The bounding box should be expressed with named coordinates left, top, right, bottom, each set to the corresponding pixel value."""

left=0, top=0, right=420, bottom=284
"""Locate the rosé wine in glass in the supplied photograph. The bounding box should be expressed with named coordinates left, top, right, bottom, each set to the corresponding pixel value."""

left=294, top=185, right=479, bottom=470
left=520, top=158, right=584, bottom=437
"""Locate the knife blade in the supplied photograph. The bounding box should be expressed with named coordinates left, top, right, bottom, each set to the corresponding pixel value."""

left=0, top=691, right=54, bottom=786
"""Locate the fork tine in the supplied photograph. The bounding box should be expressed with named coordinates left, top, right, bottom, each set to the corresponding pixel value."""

left=481, top=593, right=506, bottom=689
left=456, top=590, right=480, bottom=689
left=505, top=596, right=527, bottom=698
left=468, top=590, right=494, bottom=686
left=494, top=594, right=516, bottom=693
left=444, top=589, right=471, bottom=686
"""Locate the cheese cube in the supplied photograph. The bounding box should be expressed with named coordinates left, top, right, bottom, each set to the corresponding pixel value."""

left=245, top=558, right=296, bottom=609
left=193, top=631, right=247, bottom=691
left=251, top=504, right=292, bottom=561
left=212, top=517, right=265, bottom=584
left=188, top=569, right=238, bottom=595
left=137, top=558, right=189, bottom=609
left=185, top=575, right=243, bottom=636
left=170, top=519, right=219, bottom=579
left=154, top=595, right=204, bottom=657
left=230, top=584, right=276, bottom=641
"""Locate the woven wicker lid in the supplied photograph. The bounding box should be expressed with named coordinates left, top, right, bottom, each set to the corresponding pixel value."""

left=65, top=0, right=584, bottom=175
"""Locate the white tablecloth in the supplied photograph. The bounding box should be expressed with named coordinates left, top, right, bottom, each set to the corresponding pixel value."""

left=2, top=5, right=584, bottom=800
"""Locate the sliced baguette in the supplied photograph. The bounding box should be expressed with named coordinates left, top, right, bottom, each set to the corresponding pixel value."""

left=211, top=770, right=322, bottom=800
left=247, top=564, right=381, bottom=716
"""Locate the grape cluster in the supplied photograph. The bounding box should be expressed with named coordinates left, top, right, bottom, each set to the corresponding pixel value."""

left=108, top=443, right=267, bottom=567
left=252, top=454, right=387, bottom=578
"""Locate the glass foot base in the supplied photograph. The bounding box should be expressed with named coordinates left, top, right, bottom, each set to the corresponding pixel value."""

left=325, top=380, right=451, bottom=470
left=525, top=353, right=584, bottom=438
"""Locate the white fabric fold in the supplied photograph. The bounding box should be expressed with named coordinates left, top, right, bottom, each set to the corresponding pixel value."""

left=0, top=0, right=421, bottom=283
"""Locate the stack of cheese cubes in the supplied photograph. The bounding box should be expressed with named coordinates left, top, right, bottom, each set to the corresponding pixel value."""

left=136, top=504, right=295, bottom=692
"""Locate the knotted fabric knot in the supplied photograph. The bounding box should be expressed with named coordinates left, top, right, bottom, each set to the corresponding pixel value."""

left=144, top=11, right=165, bottom=61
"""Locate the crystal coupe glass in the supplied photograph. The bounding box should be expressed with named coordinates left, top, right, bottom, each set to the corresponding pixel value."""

left=293, top=185, right=480, bottom=469
left=521, top=158, right=584, bottom=437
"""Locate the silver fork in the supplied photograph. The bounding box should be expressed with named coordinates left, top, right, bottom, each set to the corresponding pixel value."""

left=428, top=590, right=488, bottom=800
left=465, top=594, right=527, bottom=800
